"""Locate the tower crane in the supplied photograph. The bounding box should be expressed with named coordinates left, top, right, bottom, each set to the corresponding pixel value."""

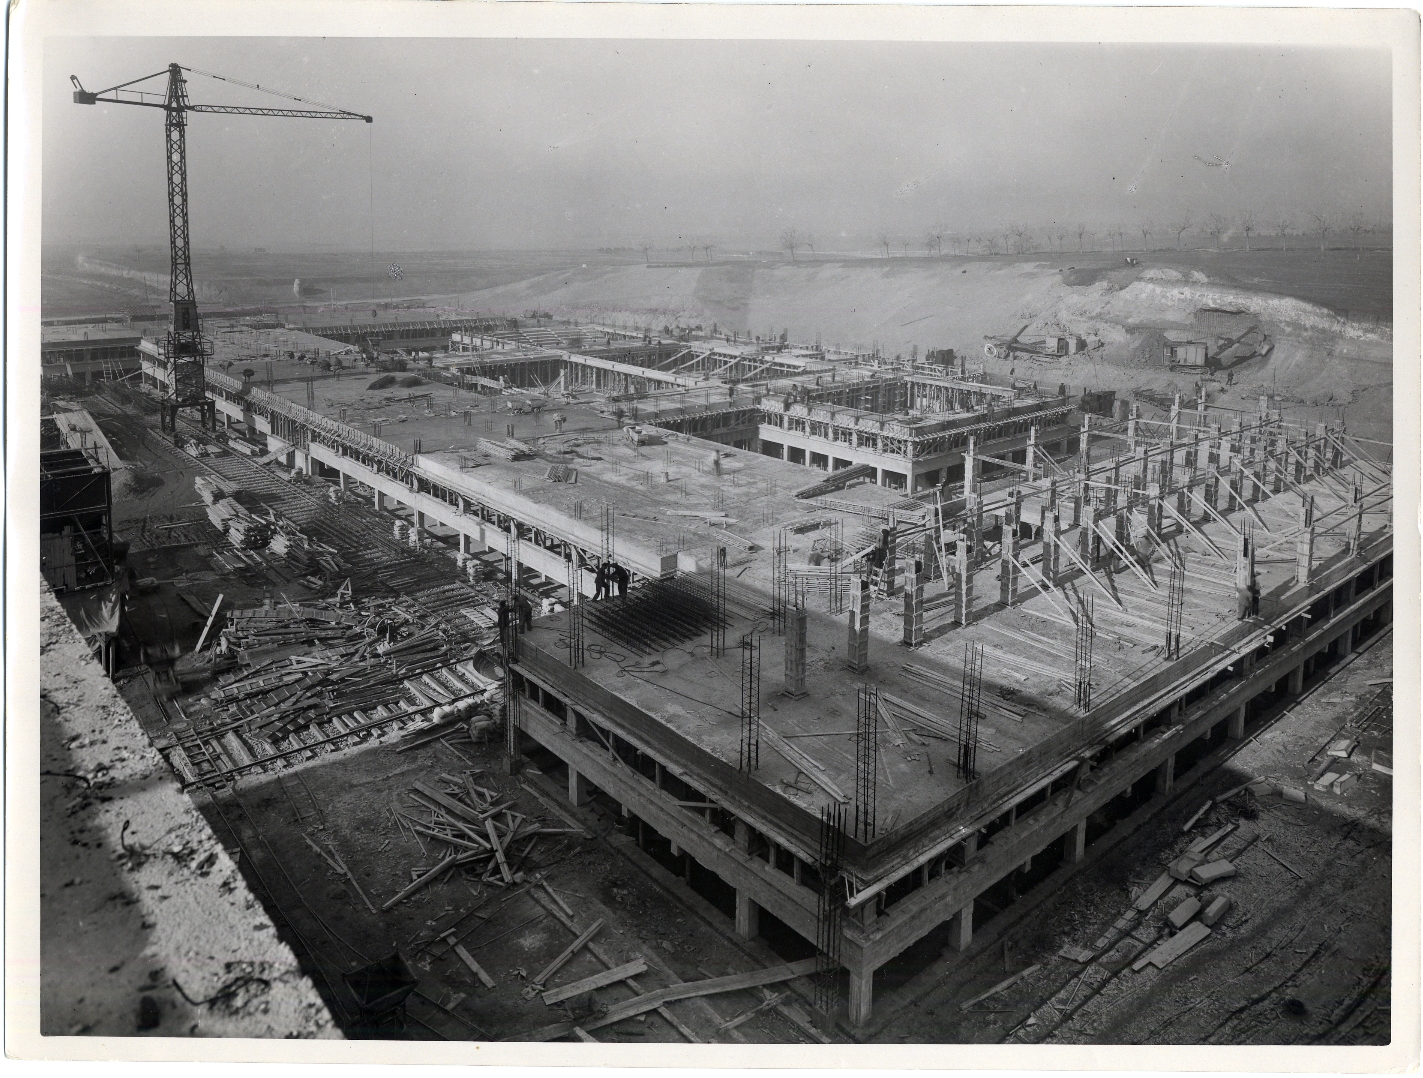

left=72, top=63, right=372, bottom=432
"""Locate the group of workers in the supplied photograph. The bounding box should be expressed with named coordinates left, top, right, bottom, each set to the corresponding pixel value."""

left=494, top=558, right=631, bottom=647
left=592, top=560, right=630, bottom=601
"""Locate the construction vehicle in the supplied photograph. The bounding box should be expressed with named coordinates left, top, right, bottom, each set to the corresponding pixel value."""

left=1164, top=326, right=1272, bottom=373
left=71, top=63, right=370, bottom=432
left=982, top=324, right=1087, bottom=360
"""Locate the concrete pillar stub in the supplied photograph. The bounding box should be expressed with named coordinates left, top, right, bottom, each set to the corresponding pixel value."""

left=848, top=967, right=874, bottom=1027
left=1228, top=705, right=1246, bottom=739
left=568, top=767, right=592, bottom=807
left=950, top=902, right=974, bottom=952
left=1155, top=754, right=1176, bottom=796
left=734, top=890, right=760, bottom=940
left=1067, top=819, right=1087, bottom=863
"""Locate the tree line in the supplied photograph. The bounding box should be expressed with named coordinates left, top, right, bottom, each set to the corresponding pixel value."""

left=633, top=210, right=1386, bottom=264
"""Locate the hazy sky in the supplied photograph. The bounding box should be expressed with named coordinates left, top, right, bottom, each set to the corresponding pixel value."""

left=44, top=37, right=1392, bottom=252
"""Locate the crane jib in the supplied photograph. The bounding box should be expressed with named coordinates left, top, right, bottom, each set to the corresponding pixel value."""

left=70, top=63, right=372, bottom=435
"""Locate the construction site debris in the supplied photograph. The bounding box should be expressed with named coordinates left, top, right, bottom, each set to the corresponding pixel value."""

left=1189, top=859, right=1237, bottom=885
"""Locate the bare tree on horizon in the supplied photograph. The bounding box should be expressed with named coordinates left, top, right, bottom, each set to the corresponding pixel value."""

left=1275, top=214, right=1293, bottom=251
left=1347, top=212, right=1368, bottom=250
left=1139, top=221, right=1153, bottom=251
left=780, top=226, right=802, bottom=262
left=639, top=241, right=652, bottom=264
left=1075, top=223, right=1087, bottom=251
left=876, top=232, right=892, bottom=258
left=702, top=242, right=716, bottom=262
left=1171, top=217, right=1192, bottom=250
left=1310, top=211, right=1332, bottom=252
left=1206, top=214, right=1230, bottom=249
left=1240, top=210, right=1256, bottom=252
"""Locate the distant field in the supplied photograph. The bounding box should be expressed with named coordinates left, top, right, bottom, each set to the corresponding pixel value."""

left=40, top=243, right=1391, bottom=326
left=39, top=246, right=639, bottom=318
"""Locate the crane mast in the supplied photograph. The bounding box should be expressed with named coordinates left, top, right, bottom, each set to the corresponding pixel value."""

left=72, top=63, right=372, bottom=433
left=162, top=64, right=212, bottom=432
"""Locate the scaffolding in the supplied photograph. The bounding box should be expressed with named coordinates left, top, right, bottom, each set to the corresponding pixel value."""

left=1165, top=555, right=1185, bottom=661
left=565, top=548, right=584, bottom=668
left=854, top=684, right=879, bottom=842
left=956, top=641, right=984, bottom=780
left=710, top=545, right=728, bottom=658
left=771, top=527, right=791, bottom=635
left=813, top=803, right=847, bottom=1033
left=1074, top=594, right=1095, bottom=710
left=738, top=633, right=761, bottom=772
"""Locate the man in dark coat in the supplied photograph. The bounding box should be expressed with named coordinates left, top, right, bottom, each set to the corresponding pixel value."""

left=516, top=592, right=534, bottom=632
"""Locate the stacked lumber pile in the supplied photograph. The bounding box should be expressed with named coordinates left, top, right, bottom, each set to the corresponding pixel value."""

left=194, top=474, right=237, bottom=505
left=386, top=777, right=585, bottom=908
left=477, top=437, right=537, bottom=461
left=203, top=491, right=274, bottom=550
left=197, top=597, right=502, bottom=743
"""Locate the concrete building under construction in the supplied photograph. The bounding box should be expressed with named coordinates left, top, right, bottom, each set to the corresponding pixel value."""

left=130, top=319, right=1393, bottom=1029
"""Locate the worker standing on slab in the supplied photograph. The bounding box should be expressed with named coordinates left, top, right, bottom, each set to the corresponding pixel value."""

left=593, top=563, right=610, bottom=602
left=516, top=592, right=534, bottom=632
left=611, top=563, right=630, bottom=599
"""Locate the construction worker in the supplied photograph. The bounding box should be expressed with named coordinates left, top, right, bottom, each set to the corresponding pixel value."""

left=612, top=562, right=630, bottom=599
left=552, top=412, right=566, bottom=433
left=1236, top=585, right=1253, bottom=620
left=593, top=563, right=610, bottom=602
left=516, top=592, right=534, bottom=632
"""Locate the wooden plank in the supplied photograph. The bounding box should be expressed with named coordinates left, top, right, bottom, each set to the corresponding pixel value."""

left=302, top=832, right=342, bottom=873
left=193, top=593, right=225, bottom=654
left=486, top=818, right=514, bottom=883
left=1132, top=920, right=1211, bottom=971
left=1183, top=484, right=1242, bottom=540
left=517, top=958, right=821, bottom=1041
left=412, top=780, right=489, bottom=830
left=530, top=918, right=605, bottom=989
left=1133, top=871, right=1174, bottom=911
left=381, top=852, right=460, bottom=910
left=1095, top=520, right=1160, bottom=592
left=572, top=1027, right=598, bottom=1043
left=519, top=780, right=593, bottom=837
left=1053, top=535, right=1127, bottom=610
left=446, top=933, right=497, bottom=989
left=526, top=888, right=703, bottom=1042
left=959, top=964, right=1041, bottom=1010
left=716, top=991, right=783, bottom=1031
left=1160, top=498, right=1225, bottom=558
left=542, top=958, right=648, bottom=1005
left=760, top=725, right=850, bottom=802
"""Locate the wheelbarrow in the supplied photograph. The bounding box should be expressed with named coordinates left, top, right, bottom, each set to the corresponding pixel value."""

left=343, top=951, right=419, bottom=1035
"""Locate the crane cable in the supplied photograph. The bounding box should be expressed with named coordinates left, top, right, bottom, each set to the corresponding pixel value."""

left=369, top=124, right=377, bottom=309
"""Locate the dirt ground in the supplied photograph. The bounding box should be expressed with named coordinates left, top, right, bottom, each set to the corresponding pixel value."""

left=187, top=734, right=827, bottom=1043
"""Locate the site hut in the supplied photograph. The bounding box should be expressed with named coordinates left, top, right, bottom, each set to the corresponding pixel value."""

left=143, top=311, right=1391, bottom=1029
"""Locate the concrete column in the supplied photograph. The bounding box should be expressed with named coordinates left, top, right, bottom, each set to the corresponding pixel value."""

left=568, top=767, right=592, bottom=807
left=339, top=470, right=350, bottom=491
left=950, top=902, right=974, bottom=952
left=1288, top=663, right=1305, bottom=695
left=734, top=890, right=760, bottom=940
left=734, top=819, right=752, bottom=854
left=1228, top=705, right=1246, bottom=740
left=846, top=579, right=871, bottom=672
left=375, top=490, right=387, bottom=512
left=1065, top=819, right=1087, bottom=863
left=784, top=606, right=809, bottom=695
left=848, top=966, right=874, bottom=1028
left=1154, top=753, right=1176, bottom=796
